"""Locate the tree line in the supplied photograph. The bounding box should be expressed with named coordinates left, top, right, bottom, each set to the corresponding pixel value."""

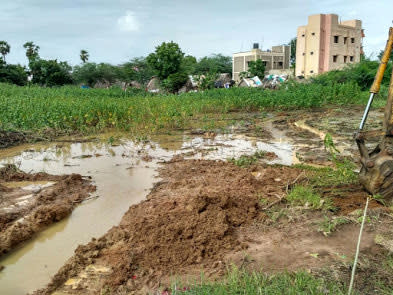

left=0, top=40, right=232, bottom=90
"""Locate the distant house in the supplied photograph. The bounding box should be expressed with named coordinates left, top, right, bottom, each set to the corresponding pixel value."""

left=296, top=14, right=364, bottom=78
left=232, top=43, right=290, bottom=82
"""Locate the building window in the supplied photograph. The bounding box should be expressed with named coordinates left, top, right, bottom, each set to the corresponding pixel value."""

left=310, top=51, right=314, bottom=55
left=344, top=56, right=347, bottom=63
left=310, top=70, right=314, bottom=74
left=311, top=32, right=315, bottom=36
left=344, top=37, right=348, bottom=44
left=301, top=34, right=305, bottom=37
left=278, top=62, right=283, bottom=67
left=334, top=36, right=339, bottom=43
left=350, top=56, right=354, bottom=62
left=262, top=61, right=267, bottom=66
left=333, top=55, right=338, bottom=62
left=351, top=37, right=355, bottom=43
left=302, top=52, right=305, bottom=56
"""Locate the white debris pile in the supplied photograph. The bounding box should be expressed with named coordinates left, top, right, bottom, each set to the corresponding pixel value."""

left=262, top=74, right=288, bottom=89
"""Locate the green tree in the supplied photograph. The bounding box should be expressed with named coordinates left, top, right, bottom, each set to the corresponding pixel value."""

left=30, top=59, right=73, bottom=86
left=72, top=63, right=100, bottom=86
left=73, top=63, right=124, bottom=87
left=181, top=55, right=197, bottom=75
left=248, top=59, right=266, bottom=77
left=120, top=57, right=155, bottom=85
left=23, top=41, right=40, bottom=61
left=194, top=54, right=232, bottom=74
left=0, top=41, right=10, bottom=63
left=288, top=37, right=297, bottom=65
left=146, top=41, right=184, bottom=80
left=0, top=61, right=27, bottom=86
left=80, top=49, right=89, bottom=63
left=96, top=63, right=119, bottom=84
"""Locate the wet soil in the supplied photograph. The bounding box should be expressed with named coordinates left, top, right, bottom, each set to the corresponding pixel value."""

left=0, top=164, right=95, bottom=257
left=33, top=159, right=304, bottom=294
left=3, top=105, right=392, bottom=294
left=33, top=157, right=389, bottom=295
left=0, top=130, right=30, bottom=149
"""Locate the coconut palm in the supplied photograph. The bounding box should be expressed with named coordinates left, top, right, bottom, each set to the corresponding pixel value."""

left=0, top=41, right=10, bottom=62
left=80, top=50, right=89, bottom=63
left=23, top=42, right=40, bottom=61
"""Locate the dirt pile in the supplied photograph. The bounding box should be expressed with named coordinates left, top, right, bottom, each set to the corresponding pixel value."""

left=35, top=159, right=303, bottom=294
left=0, top=130, right=29, bottom=148
left=0, top=165, right=95, bottom=256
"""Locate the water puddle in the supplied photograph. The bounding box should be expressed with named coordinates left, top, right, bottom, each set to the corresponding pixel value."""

left=0, top=132, right=296, bottom=294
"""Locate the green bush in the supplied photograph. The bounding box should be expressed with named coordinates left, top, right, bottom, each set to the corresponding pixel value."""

left=0, top=63, right=28, bottom=86
left=162, top=72, right=189, bottom=93
left=311, top=59, right=392, bottom=91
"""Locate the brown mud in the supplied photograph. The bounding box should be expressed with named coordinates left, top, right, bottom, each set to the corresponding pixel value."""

left=0, top=165, right=95, bottom=257
left=34, top=157, right=389, bottom=295
left=0, top=130, right=30, bottom=149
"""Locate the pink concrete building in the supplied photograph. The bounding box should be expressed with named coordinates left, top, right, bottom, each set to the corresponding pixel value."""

left=296, top=14, right=364, bottom=78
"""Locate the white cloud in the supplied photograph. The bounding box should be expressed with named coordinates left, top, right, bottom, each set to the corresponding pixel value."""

left=117, top=11, right=140, bottom=32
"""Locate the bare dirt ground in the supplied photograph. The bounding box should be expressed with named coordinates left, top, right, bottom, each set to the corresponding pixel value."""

left=33, top=155, right=393, bottom=295
left=0, top=164, right=95, bottom=258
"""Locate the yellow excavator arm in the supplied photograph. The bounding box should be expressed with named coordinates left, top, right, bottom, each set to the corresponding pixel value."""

left=356, top=27, right=393, bottom=203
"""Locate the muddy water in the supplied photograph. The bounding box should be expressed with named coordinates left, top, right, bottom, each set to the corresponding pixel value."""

left=0, top=133, right=295, bottom=294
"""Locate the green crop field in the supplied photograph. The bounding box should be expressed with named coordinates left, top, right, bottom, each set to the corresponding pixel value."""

left=0, top=82, right=376, bottom=135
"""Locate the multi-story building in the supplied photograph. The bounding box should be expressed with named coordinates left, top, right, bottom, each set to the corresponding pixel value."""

left=232, top=44, right=290, bottom=82
left=296, top=14, right=364, bottom=78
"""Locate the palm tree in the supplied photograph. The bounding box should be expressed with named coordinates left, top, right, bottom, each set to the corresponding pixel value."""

left=0, top=41, right=10, bottom=62
left=80, top=50, right=89, bottom=63
left=23, top=41, right=40, bottom=61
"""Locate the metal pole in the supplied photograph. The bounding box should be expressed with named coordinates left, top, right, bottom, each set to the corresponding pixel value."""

left=359, top=93, right=375, bottom=130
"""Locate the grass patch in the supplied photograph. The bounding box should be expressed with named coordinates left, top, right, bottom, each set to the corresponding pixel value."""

left=286, top=185, right=334, bottom=210
left=171, top=267, right=346, bottom=294
left=317, top=216, right=349, bottom=236
left=228, top=151, right=267, bottom=167
left=292, top=162, right=357, bottom=187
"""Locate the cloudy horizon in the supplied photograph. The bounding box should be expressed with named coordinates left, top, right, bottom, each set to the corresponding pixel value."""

left=2, top=0, right=393, bottom=66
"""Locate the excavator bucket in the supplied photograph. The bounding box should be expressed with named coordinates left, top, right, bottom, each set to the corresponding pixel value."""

left=356, top=27, right=393, bottom=204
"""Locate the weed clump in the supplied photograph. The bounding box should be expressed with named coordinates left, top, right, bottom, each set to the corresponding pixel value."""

left=318, top=216, right=349, bottom=236
left=228, top=151, right=270, bottom=167
left=286, top=185, right=333, bottom=210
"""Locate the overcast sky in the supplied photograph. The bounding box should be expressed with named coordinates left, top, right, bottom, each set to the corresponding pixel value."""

left=2, top=0, right=393, bottom=66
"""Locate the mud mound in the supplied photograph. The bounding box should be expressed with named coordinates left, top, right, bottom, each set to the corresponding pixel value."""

left=36, top=159, right=303, bottom=294
left=0, top=165, right=95, bottom=256
left=0, top=130, right=28, bottom=148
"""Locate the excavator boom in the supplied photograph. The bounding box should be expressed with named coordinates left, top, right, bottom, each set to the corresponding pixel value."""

left=356, top=27, right=393, bottom=203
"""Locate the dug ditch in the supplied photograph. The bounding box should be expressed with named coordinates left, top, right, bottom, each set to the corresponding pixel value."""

left=0, top=130, right=297, bottom=295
